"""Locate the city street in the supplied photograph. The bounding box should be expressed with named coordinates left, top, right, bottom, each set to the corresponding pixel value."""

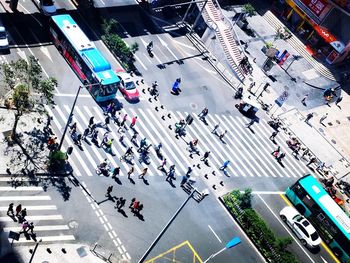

left=0, top=0, right=348, bottom=262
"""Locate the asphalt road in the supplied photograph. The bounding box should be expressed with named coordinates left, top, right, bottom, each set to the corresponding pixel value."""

left=0, top=1, right=340, bottom=263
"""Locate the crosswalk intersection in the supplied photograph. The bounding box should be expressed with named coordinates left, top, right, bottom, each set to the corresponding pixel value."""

left=0, top=178, right=75, bottom=244
left=45, top=103, right=314, bottom=181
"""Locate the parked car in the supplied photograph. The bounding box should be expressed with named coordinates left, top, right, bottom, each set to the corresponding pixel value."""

left=35, top=0, right=56, bottom=16
left=0, top=27, right=9, bottom=50
left=116, top=71, right=139, bottom=101
left=280, top=206, right=321, bottom=248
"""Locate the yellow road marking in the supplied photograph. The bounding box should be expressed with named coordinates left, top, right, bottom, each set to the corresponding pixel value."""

left=186, top=240, right=203, bottom=263
left=279, top=194, right=340, bottom=263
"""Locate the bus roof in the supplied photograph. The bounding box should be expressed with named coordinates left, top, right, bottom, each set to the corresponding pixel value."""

left=299, top=174, right=350, bottom=239
left=51, top=14, right=94, bottom=51
left=82, top=49, right=111, bottom=72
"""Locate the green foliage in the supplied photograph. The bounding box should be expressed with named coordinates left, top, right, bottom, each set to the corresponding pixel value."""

left=101, top=19, right=137, bottom=71
left=13, top=84, right=31, bottom=114
left=223, top=190, right=298, bottom=262
left=0, top=62, right=15, bottom=89
left=48, top=150, right=67, bottom=171
left=243, top=3, right=256, bottom=17
left=37, top=77, right=57, bottom=105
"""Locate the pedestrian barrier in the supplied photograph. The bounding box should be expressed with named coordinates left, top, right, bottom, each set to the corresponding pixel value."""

left=90, top=243, right=124, bottom=263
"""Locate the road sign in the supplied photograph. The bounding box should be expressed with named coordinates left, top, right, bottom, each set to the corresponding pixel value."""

left=275, top=91, right=289, bottom=107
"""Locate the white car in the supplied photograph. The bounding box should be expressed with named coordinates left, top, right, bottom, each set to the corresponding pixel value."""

left=0, top=27, right=9, bottom=50
left=36, top=0, right=56, bottom=16
left=280, top=206, right=321, bottom=248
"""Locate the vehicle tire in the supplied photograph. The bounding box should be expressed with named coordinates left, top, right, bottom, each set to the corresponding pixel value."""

left=280, top=215, right=287, bottom=221
left=301, top=239, right=307, bottom=246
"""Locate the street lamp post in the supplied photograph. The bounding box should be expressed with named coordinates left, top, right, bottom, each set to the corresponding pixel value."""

left=203, top=237, right=241, bottom=263
left=138, top=188, right=207, bottom=263
left=29, top=239, right=42, bottom=263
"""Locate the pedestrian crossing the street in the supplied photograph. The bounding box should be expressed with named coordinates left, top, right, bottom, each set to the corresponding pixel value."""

left=0, top=179, right=75, bottom=244
left=45, top=103, right=314, bottom=182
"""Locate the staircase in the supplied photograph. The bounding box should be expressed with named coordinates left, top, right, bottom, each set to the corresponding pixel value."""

left=198, top=0, right=245, bottom=82
left=263, top=11, right=336, bottom=81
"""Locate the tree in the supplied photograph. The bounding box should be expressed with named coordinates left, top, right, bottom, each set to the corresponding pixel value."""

left=0, top=56, right=56, bottom=140
left=243, top=3, right=256, bottom=17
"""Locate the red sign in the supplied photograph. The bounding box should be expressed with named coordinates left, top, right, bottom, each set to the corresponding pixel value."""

left=314, top=25, right=337, bottom=43
left=300, top=0, right=328, bottom=16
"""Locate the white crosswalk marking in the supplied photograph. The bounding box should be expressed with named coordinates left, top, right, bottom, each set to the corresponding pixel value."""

left=46, top=103, right=314, bottom=181
left=0, top=181, right=75, bottom=245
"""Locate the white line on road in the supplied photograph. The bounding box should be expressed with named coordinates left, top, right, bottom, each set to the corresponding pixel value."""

left=134, top=53, right=148, bottom=70
left=11, top=235, right=75, bottom=244
left=0, top=215, right=63, bottom=222
left=0, top=196, right=51, bottom=201
left=251, top=191, right=285, bottom=195
left=208, top=225, right=222, bottom=243
left=257, top=194, right=315, bottom=263
left=171, top=39, right=197, bottom=50
left=0, top=205, right=57, bottom=211
left=0, top=186, right=43, bottom=191
left=4, top=224, right=69, bottom=232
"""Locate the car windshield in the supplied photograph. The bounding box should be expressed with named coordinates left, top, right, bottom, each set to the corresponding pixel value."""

left=0, top=31, right=6, bottom=39
left=293, top=214, right=303, bottom=222
left=42, top=0, right=54, bottom=6
left=310, top=231, right=319, bottom=241
left=124, top=80, right=136, bottom=90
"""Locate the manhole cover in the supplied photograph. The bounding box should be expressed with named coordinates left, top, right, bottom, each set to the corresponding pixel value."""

left=190, top=103, right=198, bottom=110
left=68, top=220, right=79, bottom=229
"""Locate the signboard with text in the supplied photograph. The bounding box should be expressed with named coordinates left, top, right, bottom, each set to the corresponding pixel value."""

left=300, top=0, right=329, bottom=17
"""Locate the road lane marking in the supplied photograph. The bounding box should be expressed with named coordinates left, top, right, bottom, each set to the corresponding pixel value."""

left=259, top=194, right=315, bottom=262
left=208, top=225, right=222, bottom=243
left=171, top=39, right=197, bottom=50
left=133, top=53, right=148, bottom=70
left=0, top=196, right=51, bottom=201
left=0, top=186, right=43, bottom=191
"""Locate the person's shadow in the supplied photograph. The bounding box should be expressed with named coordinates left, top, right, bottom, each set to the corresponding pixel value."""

left=128, top=178, right=135, bottom=184
left=167, top=179, right=176, bottom=188
left=117, top=208, right=128, bottom=218
left=113, top=177, right=122, bottom=185
left=142, top=178, right=149, bottom=185
left=7, top=214, right=17, bottom=222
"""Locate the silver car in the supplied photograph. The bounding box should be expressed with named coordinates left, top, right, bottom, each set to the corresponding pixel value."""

left=280, top=206, right=322, bottom=248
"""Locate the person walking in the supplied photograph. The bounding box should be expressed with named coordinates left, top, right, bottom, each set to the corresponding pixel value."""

left=139, top=168, right=148, bottom=179
left=201, top=151, right=210, bottom=162
left=248, top=81, right=255, bottom=92
left=131, top=200, right=140, bottom=214
left=157, top=158, right=167, bottom=170
left=119, top=135, right=125, bottom=144
left=28, top=222, right=35, bottom=235
left=100, top=132, right=109, bottom=147
left=220, top=160, right=230, bottom=170
left=88, top=116, right=94, bottom=128
left=69, top=122, right=77, bottom=134
left=118, top=114, right=128, bottom=132
left=198, top=107, right=208, bottom=120
left=21, top=220, right=29, bottom=233
left=82, top=128, right=90, bottom=140
left=20, top=208, right=27, bottom=221
left=166, top=166, right=176, bottom=182
left=91, top=130, right=99, bottom=146
left=335, top=96, right=343, bottom=108
left=129, top=198, right=137, bottom=209
left=131, top=132, right=138, bottom=145
left=127, top=166, right=134, bottom=179
left=269, top=131, right=278, bottom=141
left=276, top=152, right=286, bottom=163
left=180, top=174, right=190, bottom=186
left=105, top=185, right=113, bottom=197
left=304, top=113, right=314, bottom=124
left=301, top=94, right=309, bottom=106
left=130, top=116, right=137, bottom=129
left=15, top=204, right=22, bottom=217
left=271, top=146, right=281, bottom=158
left=186, top=167, right=192, bottom=176
left=104, top=116, right=111, bottom=131
left=112, top=166, right=120, bottom=179
left=246, top=119, right=255, bottom=128
left=211, top=123, right=220, bottom=135
left=7, top=203, right=14, bottom=217
left=319, top=113, right=328, bottom=125
left=306, top=157, right=317, bottom=167
left=219, top=130, right=227, bottom=141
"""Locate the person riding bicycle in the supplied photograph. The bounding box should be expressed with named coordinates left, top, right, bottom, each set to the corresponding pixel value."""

left=98, top=159, right=110, bottom=175
left=125, top=147, right=134, bottom=157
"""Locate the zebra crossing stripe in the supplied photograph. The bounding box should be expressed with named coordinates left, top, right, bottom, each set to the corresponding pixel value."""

left=12, top=235, right=75, bottom=243
left=137, top=108, right=187, bottom=174
left=89, top=106, right=135, bottom=172
left=190, top=112, right=254, bottom=177
left=0, top=186, right=43, bottom=191
left=54, top=105, right=93, bottom=176
left=232, top=116, right=288, bottom=178
left=144, top=108, right=189, bottom=174
left=218, top=114, right=274, bottom=177
left=0, top=214, right=63, bottom=222
left=0, top=205, right=57, bottom=211
left=4, top=224, right=70, bottom=232
left=0, top=196, right=51, bottom=201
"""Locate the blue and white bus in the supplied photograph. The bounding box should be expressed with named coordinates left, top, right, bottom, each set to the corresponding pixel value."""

left=286, top=174, right=350, bottom=262
left=49, top=14, right=120, bottom=102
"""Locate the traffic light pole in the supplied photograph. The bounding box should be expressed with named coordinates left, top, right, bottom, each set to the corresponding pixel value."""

left=58, top=86, right=82, bottom=151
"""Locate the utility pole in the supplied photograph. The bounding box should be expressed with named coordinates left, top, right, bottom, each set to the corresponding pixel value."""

left=189, top=0, right=208, bottom=34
